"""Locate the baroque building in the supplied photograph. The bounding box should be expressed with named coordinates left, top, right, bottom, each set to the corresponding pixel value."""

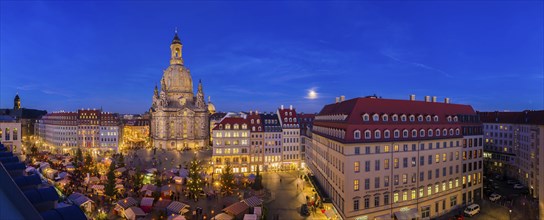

left=150, top=32, right=209, bottom=150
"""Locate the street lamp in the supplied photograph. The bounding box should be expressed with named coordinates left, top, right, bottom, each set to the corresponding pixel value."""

left=509, top=209, right=512, bottom=220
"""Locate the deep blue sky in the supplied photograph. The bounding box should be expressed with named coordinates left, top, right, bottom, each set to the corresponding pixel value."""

left=1, top=1, right=543, bottom=114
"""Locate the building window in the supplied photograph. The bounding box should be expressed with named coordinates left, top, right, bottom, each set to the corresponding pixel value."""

left=420, top=129, right=425, bottom=137
left=394, top=130, right=400, bottom=138
left=353, top=130, right=361, bottom=140
left=374, top=130, right=381, bottom=139
left=403, top=158, right=408, bottom=168
left=456, top=129, right=460, bottom=135
left=365, top=179, right=370, bottom=190
left=427, top=186, right=432, bottom=196
left=412, top=130, right=418, bottom=137
left=409, top=115, right=415, bottom=122
left=365, top=161, right=371, bottom=172
left=384, top=145, right=390, bottom=152
left=394, top=175, right=399, bottom=185
left=403, top=130, right=408, bottom=138
left=426, top=115, right=431, bottom=122
left=375, top=177, right=380, bottom=188
left=364, top=197, right=370, bottom=209
left=443, top=129, right=447, bottom=136
left=394, top=192, right=399, bottom=203
left=354, top=180, right=359, bottom=191
left=373, top=114, right=379, bottom=122
left=428, top=129, right=433, bottom=137
left=354, top=162, right=360, bottom=173
left=355, top=147, right=360, bottom=155
left=403, top=191, right=408, bottom=201
left=375, top=160, right=380, bottom=171
left=384, top=159, right=390, bottom=170
left=401, top=115, right=407, bottom=122
left=384, top=194, right=390, bottom=205
left=402, top=174, right=407, bottom=184
left=422, top=206, right=430, bottom=218
left=394, top=158, right=399, bottom=168
left=13, top=128, right=18, bottom=140
left=419, top=187, right=424, bottom=197
left=436, top=129, right=440, bottom=136
left=384, top=130, right=390, bottom=138
left=392, top=115, right=398, bottom=121
left=364, top=130, right=371, bottom=139
left=374, top=195, right=380, bottom=207
left=382, top=114, right=388, bottom=121
left=354, top=199, right=360, bottom=211
left=363, top=114, right=370, bottom=121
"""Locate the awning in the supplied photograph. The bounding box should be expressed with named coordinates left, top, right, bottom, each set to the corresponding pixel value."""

left=116, top=197, right=138, bottom=210
left=394, top=208, right=419, bottom=220
left=242, top=196, right=263, bottom=208
left=222, top=202, right=249, bottom=215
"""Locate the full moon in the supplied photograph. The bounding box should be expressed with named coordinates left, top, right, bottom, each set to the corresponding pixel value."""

left=307, top=89, right=318, bottom=100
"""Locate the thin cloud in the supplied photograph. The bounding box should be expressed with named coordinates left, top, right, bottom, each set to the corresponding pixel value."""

left=382, top=51, right=453, bottom=78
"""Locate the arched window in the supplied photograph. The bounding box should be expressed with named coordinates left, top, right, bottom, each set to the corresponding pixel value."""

left=382, top=114, right=389, bottom=122
left=420, top=129, right=425, bottom=137
left=428, top=129, right=433, bottom=137
left=403, top=130, right=409, bottom=138
left=284, top=112, right=288, bottom=116
left=363, top=114, right=370, bottom=121
left=449, top=129, right=454, bottom=135
left=435, top=129, right=441, bottom=136
left=284, top=117, right=287, bottom=122
left=418, top=115, right=423, bottom=122
left=375, top=130, right=381, bottom=139
left=394, top=130, right=400, bottom=138
left=453, top=116, right=458, bottom=122
left=455, top=128, right=460, bottom=135
left=401, top=115, right=407, bottom=122
left=251, top=119, right=254, bottom=124
left=373, top=114, right=380, bottom=122
left=426, top=115, right=431, bottom=122
left=289, top=112, right=292, bottom=116
left=365, top=130, right=371, bottom=139
left=409, top=115, right=415, bottom=122
left=289, top=118, right=292, bottom=122
left=294, top=118, right=297, bottom=122
left=392, top=114, right=398, bottom=122
left=258, top=127, right=262, bottom=131
left=412, top=130, right=418, bottom=137
left=252, top=127, right=255, bottom=131
left=447, top=116, right=452, bottom=122
left=443, top=129, right=447, bottom=136
left=354, top=130, right=361, bottom=139
left=384, top=130, right=390, bottom=138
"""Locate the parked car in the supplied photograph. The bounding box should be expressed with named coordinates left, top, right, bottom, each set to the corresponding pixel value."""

left=464, top=204, right=481, bottom=217
left=489, top=193, right=501, bottom=202
left=300, top=204, right=310, bottom=216
left=514, top=184, right=524, bottom=189
left=507, top=180, right=517, bottom=185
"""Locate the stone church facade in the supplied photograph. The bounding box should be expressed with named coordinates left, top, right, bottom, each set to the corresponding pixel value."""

left=150, top=32, right=209, bottom=150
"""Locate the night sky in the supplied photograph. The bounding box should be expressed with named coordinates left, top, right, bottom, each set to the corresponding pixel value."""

left=1, top=1, right=542, bottom=114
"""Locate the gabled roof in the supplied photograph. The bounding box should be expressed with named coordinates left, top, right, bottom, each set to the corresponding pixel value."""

left=212, top=117, right=249, bottom=130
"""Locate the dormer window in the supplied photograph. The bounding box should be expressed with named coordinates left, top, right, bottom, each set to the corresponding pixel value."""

left=252, top=127, right=255, bottom=131
left=394, top=130, right=400, bottom=138
left=373, top=114, right=380, bottom=122
left=375, top=130, right=381, bottom=139
left=453, top=116, right=458, bottom=122
left=384, top=130, right=390, bottom=138
left=449, top=129, right=454, bottom=135
left=251, top=119, right=254, bottom=124
left=285, top=112, right=288, bottom=116
left=289, top=112, right=292, bottom=116
left=412, top=130, right=418, bottom=137
left=401, top=115, right=407, bottom=122
left=392, top=114, right=398, bottom=122
left=426, top=115, right=431, bottom=122
left=428, top=129, right=433, bottom=137
left=363, top=114, right=370, bottom=122
left=447, top=116, right=452, bottom=122
left=354, top=130, right=361, bottom=139
left=433, top=116, right=439, bottom=122
left=443, top=129, right=447, bottom=136
left=257, top=119, right=260, bottom=124
left=258, top=127, right=262, bottom=131
left=225, top=124, right=230, bottom=129
left=234, top=124, right=239, bottom=129
left=409, top=115, right=415, bottom=122
left=455, top=128, right=460, bottom=135
left=419, top=129, right=425, bottom=137
left=242, top=124, right=247, bottom=129
left=382, top=114, right=389, bottom=122
left=435, top=129, right=440, bottom=136
left=294, top=118, right=297, bottom=122
left=418, top=115, right=423, bottom=122
left=364, top=130, right=371, bottom=139
left=289, top=118, right=292, bottom=122
left=403, top=130, right=409, bottom=138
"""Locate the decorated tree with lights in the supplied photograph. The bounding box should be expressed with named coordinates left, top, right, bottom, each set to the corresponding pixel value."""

left=74, top=147, right=83, bottom=167
left=187, top=157, right=204, bottom=201
left=221, top=162, right=235, bottom=195
left=116, top=153, right=125, bottom=168
left=105, top=161, right=116, bottom=199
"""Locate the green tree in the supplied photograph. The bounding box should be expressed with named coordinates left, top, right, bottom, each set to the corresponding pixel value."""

left=117, top=153, right=125, bottom=168
left=187, top=157, right=204, bottom=200
left=133, top=168, right=143, bottom=191
left=104, top=161, right=116, bottom=198
left=74, top=147, right=83, bottom=167
left=30, top=145, right=38, bottom=156
left=83, top=153, right=93, bottom=174
left=221, top=162, right=235, bottom=195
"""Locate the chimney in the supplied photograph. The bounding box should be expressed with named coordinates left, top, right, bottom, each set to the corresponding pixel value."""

left=289, top=105, right=293, bottom=110
left=335, top=97, right=340, bottom=103
left=281, top=105, right=284, bottom=110
left=424, top=96, right=431, bottom=102
left=409, top=94, right=416, bottom=101
left=445, top=98, right=450, bottom=104
left=250, top=110, right=253, bottom=114
left=432, top=96, right=437, bottom=102
left=340, top=95, right=345, bottom=102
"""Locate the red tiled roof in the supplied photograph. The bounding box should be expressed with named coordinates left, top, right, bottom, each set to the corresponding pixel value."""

left=478, top=110, right=544, bottom=125
left=247, top=112, right=263, bottom=132
left=278, top=108, right=298, bottom=126
left=212, top=117, right=249, bottom=130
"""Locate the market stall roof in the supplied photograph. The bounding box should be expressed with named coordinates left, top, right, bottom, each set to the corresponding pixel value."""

left=253, top=207, right=262, bottom=216
left=154, top=198, right=172, bottom=210
left=116, top=197, right=138, bottom=210
left=91, top=185, right=104, bottom=190
left=140, top=184, right=157, bottom=192
left=222, top=202, right=249, bottom=216
left=141, top=197, right=154, bottom=207
left=243, top=214, right=258, bottom=220
left=161, top=184, right=174, bottom=192
left=167, top=201, right=190, bottom=214
left=213, top=213, right=235, bottom=220
left=125, top=206, right=146, bottom=219
left=115, top=167, right=127, bottom=173
left=242, top=196, right=263, bottom=208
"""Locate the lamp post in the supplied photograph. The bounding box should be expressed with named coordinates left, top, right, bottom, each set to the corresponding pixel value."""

left=509, top=209, right=512, bottom=220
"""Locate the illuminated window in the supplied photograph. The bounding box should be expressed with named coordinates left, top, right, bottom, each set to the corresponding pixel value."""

left=419, top=187, right=424, bottom=197
left=435, top=184, right=439, bottom=193
left=449, top=180, right=453, bottom=189
left=435, top=154, right=440, bottom=163
left=394, top=145, right=399, bottom=152
left=384, top=159, right=390, bottom=170
left=394, top=158, right=399, bottom=168
left=442, top=182, right=446, bottom=191
left=384, top=145, right=390, bottom=153
left=427, top=186, right=432, bottom=196
left=354, top=162, right=360, bottom=172
left=394, top=193, right=399, bottom=203
left=354, top=180, right=360, bottom=191
left=411, top=190, right=416, bottom=199
left=443, top=153, right=447, bottom=162
left=403, top=191, right=408, bottom=201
